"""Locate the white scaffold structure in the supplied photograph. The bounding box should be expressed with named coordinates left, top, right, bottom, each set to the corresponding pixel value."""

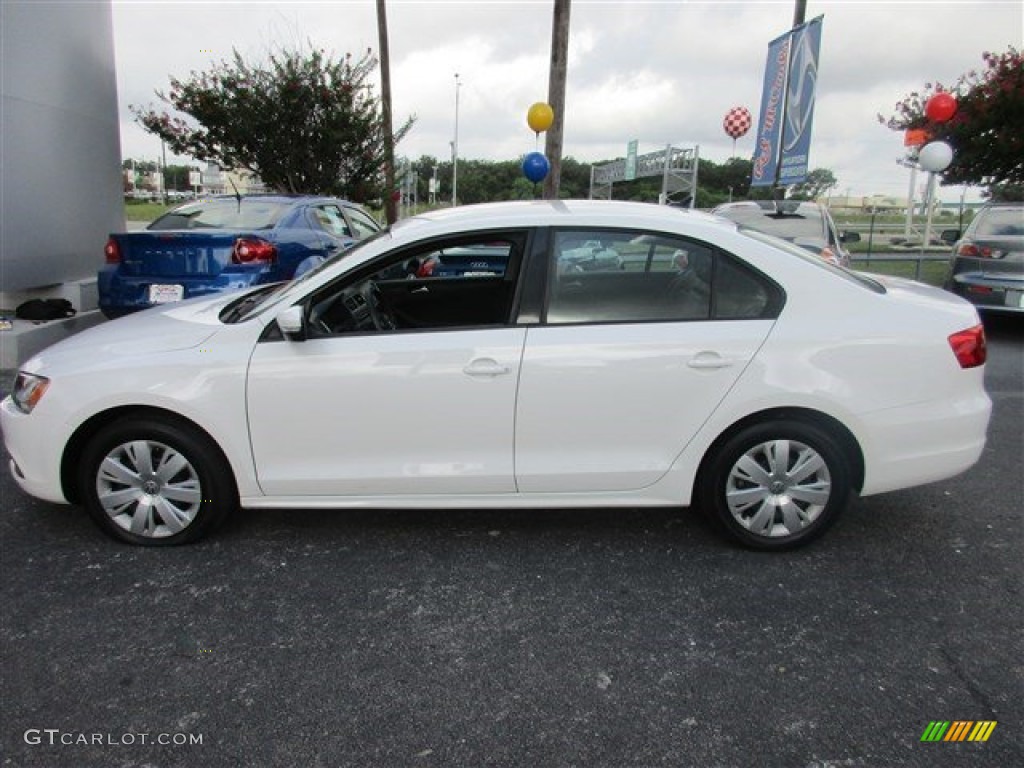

left=589, top=144, right=700, bottom=208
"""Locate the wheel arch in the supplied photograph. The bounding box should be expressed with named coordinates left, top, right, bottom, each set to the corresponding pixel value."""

left=60, top=405, right=239, bottom=504
left=696, top=406, right=865, bottom=495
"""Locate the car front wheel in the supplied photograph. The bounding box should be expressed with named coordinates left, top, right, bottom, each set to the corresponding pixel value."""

left=78, top=417, right=236, bottom=546
left=700, top=420, right=851, bottom=550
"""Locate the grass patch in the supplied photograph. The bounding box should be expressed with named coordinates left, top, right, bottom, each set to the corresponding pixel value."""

left=123, top=201, right=175, bottom=222
left=852, top=258, right=949, bottom=287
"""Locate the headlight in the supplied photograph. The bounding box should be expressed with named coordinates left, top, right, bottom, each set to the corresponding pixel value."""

left=11, top=372, right=50, bottom=414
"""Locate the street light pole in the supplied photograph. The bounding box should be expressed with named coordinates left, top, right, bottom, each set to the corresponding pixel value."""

left=452, top=73, right=461, bottom=207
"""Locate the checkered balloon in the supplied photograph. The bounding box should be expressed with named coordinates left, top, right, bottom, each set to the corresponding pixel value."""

left=723, top=106, right=752, bottom=140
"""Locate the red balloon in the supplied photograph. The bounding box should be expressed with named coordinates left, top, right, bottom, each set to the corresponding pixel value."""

left=925, top=92, right=957, bottom=123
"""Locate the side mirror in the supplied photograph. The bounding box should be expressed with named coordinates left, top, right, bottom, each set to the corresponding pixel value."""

left=276, top=305, right=306, bottom=341
left=840, top=230, right=861, bottom=243
left=940, top=229, right=961, bottom=244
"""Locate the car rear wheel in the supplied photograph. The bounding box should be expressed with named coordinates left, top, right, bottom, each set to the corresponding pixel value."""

left=78, top=417, right=236, bottom=546
left=700, top=420, right=851, bottom=550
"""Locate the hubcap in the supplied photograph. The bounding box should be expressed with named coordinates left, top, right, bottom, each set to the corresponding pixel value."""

left=725, top=439, right=831, bottom=539
left=95, top=440, right=202, bottom=538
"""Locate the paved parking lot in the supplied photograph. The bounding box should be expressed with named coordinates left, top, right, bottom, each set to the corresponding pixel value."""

left=1, top=317, right=1020, bottom=767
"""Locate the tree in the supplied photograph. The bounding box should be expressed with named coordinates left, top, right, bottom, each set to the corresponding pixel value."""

left=788, top=168, right=837, bottom=200
left=879, top=46, right=1023, bottom=191
left=132, top=47, right=414, bottom=201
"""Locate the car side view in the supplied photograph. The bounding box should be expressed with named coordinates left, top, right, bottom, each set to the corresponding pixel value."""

left=4, top=201, right=991, bottom=551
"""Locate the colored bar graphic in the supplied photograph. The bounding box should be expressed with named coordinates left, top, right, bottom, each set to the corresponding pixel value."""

left=944, top=721, right=972, bottom=741
left=921, top=720, right=996, bottom=742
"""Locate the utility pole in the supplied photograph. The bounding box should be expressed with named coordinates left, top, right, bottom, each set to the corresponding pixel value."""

left=793, top=0, right=807, bottom=26
left=543, top=0, right=571, bottom=200
left=377, top=0, right=397, bottom=224
left=452, top=73, right=461, bottom=206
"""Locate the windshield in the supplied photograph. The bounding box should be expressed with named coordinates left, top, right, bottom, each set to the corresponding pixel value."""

left=739, top=228, right=885, bottom=293
left=148, top=199, right=290, bottom=230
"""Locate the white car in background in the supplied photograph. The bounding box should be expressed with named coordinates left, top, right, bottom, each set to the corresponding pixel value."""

left=2, top=200, right=990, bottom=550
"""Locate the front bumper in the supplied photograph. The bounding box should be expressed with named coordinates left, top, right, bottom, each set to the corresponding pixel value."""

left=1, top=396, right=70, bottom=505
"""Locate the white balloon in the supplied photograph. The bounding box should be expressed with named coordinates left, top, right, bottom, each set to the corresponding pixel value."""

left=918, top=141, right=954, bottom=173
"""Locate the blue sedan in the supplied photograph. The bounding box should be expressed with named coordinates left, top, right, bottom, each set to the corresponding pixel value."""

left=98, top=195, right=380, bottom=318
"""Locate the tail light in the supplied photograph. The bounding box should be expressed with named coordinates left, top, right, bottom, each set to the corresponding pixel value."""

left=104, top=238, right=121, bottom=264
left=232, top=237, right=277, bottom=265
left=948, top=324, right=986, bottom=369
left=957, top=242, right=992, bottom=258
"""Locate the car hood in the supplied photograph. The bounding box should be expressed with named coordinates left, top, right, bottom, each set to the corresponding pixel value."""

left=20, top=292, right=241, bottom=375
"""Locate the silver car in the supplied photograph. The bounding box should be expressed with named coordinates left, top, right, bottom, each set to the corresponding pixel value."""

left=945, top=203, right=1024, bottom=314
left=713, top=200, right=858, bottom=268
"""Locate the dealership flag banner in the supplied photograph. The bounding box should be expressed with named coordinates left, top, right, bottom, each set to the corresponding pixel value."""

left=751, top=16, right=824, bottom=187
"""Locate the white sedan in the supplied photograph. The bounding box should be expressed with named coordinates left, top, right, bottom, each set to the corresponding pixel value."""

left=2, top=200, right=991, bottom=550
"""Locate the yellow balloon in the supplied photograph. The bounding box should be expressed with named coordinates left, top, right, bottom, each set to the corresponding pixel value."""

left=527, top=102, right=554, bottom=133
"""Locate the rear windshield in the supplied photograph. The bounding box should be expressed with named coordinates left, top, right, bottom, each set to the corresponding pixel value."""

left=973, top=207, right=1024, bottom=237
left=716, top=207, right=824, bottom=241
left=148, top=199, right=289, bottom=230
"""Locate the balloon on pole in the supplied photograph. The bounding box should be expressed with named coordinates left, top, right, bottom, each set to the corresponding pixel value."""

left=527, top=102, right=554, bottom=134
left=522, top=151, right=550, bottom=183
left=722, top=106, right=752, bottom=156
left=924, top=92, right=957, bottom=123
left=918, top=140, right=953, bottom=173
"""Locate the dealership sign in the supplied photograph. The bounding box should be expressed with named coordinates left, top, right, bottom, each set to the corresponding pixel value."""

left=751, top=16, right=823, bottom=187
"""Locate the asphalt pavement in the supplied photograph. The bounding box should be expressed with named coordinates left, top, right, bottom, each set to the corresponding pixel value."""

left=1, top=316, right=1021, bottom=768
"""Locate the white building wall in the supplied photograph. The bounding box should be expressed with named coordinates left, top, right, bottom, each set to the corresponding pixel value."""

left=1, top=0, right=123, bottom=294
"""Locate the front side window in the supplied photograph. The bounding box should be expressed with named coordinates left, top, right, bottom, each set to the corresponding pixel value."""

left=546, top=230, right=778, bottom=324
left=306, top=232, right=526, bottom=336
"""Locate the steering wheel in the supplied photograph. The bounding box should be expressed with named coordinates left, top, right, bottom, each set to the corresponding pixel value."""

left=361, top=281, right=396, bottom=331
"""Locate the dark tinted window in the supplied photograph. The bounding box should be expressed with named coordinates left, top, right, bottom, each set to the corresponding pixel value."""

left=545, top=230, right=780, bottom=324
left=972, top=206, right=1024, bottom=237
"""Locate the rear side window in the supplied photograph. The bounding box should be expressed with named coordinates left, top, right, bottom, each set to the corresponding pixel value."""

left=544, top=229, right=782, bottom=325
left=345, top=207, right=382, bottom=239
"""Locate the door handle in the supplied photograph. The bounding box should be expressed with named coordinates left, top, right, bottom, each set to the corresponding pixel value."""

left=687, top=352, right=733, bottom=370
left=411, top=286, right=429, bottom=294
left=463, top=358, right=511, bottom=377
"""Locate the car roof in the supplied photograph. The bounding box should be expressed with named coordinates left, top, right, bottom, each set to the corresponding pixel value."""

left=390, top=199, right=734, bottom=242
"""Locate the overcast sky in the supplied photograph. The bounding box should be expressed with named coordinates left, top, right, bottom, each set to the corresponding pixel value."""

left=112, top=0, right=1022, bottom=202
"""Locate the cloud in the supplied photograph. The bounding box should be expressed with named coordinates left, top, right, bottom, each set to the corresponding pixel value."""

left=112, top=0, right=1023, bottom=200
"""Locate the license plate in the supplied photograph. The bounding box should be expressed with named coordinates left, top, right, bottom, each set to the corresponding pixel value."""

left=148, top=284, right=184, bottom=304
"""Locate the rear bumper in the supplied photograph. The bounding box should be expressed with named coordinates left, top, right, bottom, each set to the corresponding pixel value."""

left=859, top=389, right=992, bottom=496
left=97, top=266, right=277, bottom=316
left=948, top=267, right=1024, bottom=314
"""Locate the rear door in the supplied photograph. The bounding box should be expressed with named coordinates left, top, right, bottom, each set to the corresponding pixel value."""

left=514, top=228, right=781, bottom=493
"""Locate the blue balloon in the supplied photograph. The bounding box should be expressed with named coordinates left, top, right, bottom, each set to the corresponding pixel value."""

left=522, top=151, right=550, bottom=183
